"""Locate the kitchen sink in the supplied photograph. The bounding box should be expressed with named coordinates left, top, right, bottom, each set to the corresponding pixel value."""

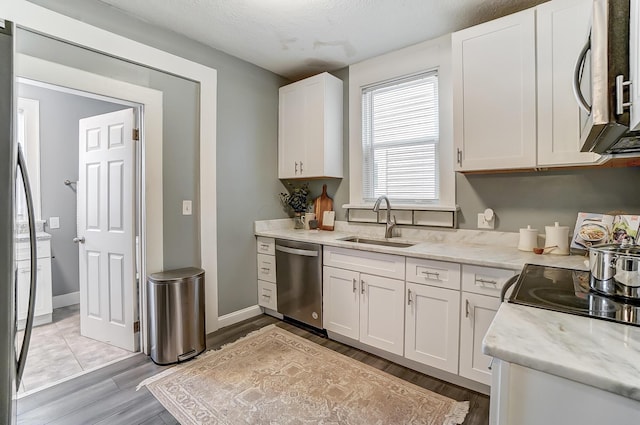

left=339, top=236, right=415, bottom=248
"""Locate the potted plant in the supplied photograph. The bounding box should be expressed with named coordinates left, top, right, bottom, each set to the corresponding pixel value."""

left=280, top=183, right=312, bottom=228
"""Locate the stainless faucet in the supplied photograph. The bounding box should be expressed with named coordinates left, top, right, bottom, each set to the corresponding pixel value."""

left=373, top=195, right=396, bottom=239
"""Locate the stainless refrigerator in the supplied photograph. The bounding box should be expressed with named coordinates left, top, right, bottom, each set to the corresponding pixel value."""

left=1, top=19, right=38, bottom=424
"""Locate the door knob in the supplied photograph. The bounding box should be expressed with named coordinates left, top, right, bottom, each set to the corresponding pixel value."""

left=73, top=236, right=85, bottom=244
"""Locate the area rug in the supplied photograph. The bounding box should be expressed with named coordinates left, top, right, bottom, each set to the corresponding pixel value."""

left=138, top=325, right=469, bottom=424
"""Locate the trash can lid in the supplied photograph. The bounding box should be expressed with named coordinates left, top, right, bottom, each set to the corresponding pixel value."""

left=148, top=267, right=204, bottom=283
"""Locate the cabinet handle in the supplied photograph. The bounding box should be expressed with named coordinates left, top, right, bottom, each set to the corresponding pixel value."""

left=457, top=148, right=462, bottom=166
left=295, top=161, right=298, bottom=174
left=259, top=243, right=269, bottom=250
left=407, top=288, right=413, bottom=305
left=261, top=267, right=270, bottom=273
left=352, top=278, right=357, bottom=293
left=360, top=279, right=366, bottom=295
left=488, top=357, right=495, bottom=371
left=476, top=278, right=497, bottom=287
left=465, top=299, right=470, bottom=318
left=300, top=161, right=303, bottom=173
left=421, top=270, right=440, bottom=280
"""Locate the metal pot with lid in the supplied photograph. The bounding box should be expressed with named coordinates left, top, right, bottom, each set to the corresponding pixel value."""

left=588, top=242, right=640, bottom=299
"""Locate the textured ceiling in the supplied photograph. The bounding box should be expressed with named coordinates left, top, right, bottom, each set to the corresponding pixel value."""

left=98, top=0, right=549, bottom=80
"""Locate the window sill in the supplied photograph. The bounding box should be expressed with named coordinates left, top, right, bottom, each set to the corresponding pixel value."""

left=342, top=204, right=459, bottom=228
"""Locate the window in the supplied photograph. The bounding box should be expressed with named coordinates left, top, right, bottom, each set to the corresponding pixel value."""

left=361, top=72, right=439, bottom=203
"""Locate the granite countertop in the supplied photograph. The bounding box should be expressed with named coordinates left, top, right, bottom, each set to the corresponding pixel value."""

left=255, top=220, right=589, bottom=271
left=483, top=303, right=640, bottom=401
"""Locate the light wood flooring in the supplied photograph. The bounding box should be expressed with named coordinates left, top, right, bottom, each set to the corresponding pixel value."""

left=17, top=314, right=489, bottom=425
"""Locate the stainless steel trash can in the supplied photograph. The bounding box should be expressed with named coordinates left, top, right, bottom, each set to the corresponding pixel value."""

left=147, top=267, right=205, bottom=365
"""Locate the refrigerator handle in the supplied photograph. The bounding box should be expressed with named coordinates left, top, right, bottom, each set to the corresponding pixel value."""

left=15, top=144, right=38, bottom=388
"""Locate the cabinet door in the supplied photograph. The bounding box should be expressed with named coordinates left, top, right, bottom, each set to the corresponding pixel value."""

left=631, top=0, right=640, bottom=131
left=459, top=292, right=501, bottom=385
left=452, top=9, right=537, bottom=171
left=278, top=84, right=306, bottom=178
left=359, top=273, right=404, bottom=355
left=323, top=266, right=360, bottom=339
left=405, top=282, right=460, bottom=373
left=537, top=0, right=600, bottom=166
left=300, top=77, right=324, bottom=177
left=34, top=257, right=52, bottom=317
left=16, top=260, right=30, bottom=321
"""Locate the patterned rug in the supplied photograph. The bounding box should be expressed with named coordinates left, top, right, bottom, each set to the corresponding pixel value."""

left=138, top=325, right=469, bottom=424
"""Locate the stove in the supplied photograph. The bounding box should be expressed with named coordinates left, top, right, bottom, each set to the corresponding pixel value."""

left=508, top=264, right=640, bottom=327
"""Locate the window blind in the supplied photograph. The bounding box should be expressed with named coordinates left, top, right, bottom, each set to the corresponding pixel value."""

left=362, top=71, right=439, bottom=203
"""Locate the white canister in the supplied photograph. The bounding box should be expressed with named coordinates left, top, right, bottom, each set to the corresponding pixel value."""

left=545, top=222, right=570, bottom=255
left=302, top=213, right=316, bottom=230
left=518, top=225, right=539, bottom=251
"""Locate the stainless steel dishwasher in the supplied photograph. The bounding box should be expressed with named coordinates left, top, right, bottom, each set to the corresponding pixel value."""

left=275, top=239, right=323, bottom=329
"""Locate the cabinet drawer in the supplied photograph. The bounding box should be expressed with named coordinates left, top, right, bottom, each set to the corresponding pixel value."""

left=323, top=246, right=405, bottom=280
left=257, top=253, right=276, bottom=283
left=16, top=239, right=51, bottom=261
left=406, top=258, right=461, bottom=290
left=462, top=265, right=517, bottom=297
left=256, top=237, right=275, bottom=255
left=258, top=280, right=278, bottom=311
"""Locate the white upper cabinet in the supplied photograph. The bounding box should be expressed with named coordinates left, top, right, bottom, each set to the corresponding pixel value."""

left=631, top=0, right=640, bottom=131
left=537, top=0, right=601, bottom=166
left=278, top=72, right=343, bottom=179
left=452, top=9, right=537, bottom=171
left=453, top=0, right=602, bottom=172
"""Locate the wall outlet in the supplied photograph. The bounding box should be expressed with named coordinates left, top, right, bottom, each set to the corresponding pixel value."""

left=182, top=200, right=192, bottom=215
left=477, top=212, right=495, bottom=229
left=49, top=216, right=60, bottom=229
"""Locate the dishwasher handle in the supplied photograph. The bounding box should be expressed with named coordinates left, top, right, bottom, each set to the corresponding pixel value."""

left=275, top=244, right=319, bottom=257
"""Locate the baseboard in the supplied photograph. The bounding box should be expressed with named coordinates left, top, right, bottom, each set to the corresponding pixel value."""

left=217, top=305, right=262, bottom=329
left=52, top=291, right=80, bottom=309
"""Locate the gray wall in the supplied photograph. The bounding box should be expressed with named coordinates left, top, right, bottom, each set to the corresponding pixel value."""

left=456, top=167, right=640, bottom=233
left=26, top=0, right=287, bottom=315
left=17, top=83, right=127, bottom=297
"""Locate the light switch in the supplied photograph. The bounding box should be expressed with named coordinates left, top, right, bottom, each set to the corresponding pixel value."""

left=49, top=216, right=60, bottom=229
left=182, top=200, right=192, bottom=215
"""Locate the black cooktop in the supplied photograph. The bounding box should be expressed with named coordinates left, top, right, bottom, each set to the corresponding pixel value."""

left=508, top=264, right=640, bottom=327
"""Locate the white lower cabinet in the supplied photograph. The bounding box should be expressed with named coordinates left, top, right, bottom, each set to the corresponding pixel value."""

left=323, top=246, right=405, bottom=356
left=359, top=273, right=405, bottom=355
left=323, top=266, right=360, bottom=340
left=459, top=292, right=502, bottom=385
left=405, top=282, right=460, bottom=373
left=257, top=280, right=277, bottom=310
left=16, top=239, right=53, bottom=329
left=323, top=266, right=405, bottom=355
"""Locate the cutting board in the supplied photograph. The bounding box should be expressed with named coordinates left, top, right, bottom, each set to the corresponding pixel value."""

left=314, top=184, right=333, bottom=230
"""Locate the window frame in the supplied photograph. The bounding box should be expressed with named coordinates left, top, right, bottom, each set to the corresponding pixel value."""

left=348, top=34, right=455, bottom=210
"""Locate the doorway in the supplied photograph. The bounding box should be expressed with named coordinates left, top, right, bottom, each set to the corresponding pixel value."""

left=16, top=80, right=142, bottom=395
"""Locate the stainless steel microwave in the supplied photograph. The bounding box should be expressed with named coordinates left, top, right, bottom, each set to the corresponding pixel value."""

left=574, top=0, right=640, bottom=154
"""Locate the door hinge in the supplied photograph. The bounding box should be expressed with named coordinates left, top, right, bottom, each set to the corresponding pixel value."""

left=133, top=321, right=140, bottom=333
left=457, top=148, right=463, bottom=166
left=132, top=128, right=140, bottom=141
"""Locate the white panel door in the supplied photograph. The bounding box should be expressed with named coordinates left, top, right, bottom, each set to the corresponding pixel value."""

left=359, top=273, right=404, bottom=356
left=459, top=292, right=501, bottom=385
left=537, top=0, right=600, bottom=166
left=452, top=8, right=537, bottom=171
left=323, top=266, right=360, bottom=340
left=78, top=108, right=137, bottom=351
left=405, top=283, right=460, bottom=374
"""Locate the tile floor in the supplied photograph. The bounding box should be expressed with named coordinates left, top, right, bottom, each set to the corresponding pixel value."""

left=17, top=304, right=134, bottom=395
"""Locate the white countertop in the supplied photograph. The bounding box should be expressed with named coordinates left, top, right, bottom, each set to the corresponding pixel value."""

left=483, top=303, right=640, bottom=401
left=15, top=231, right=52, bottom=242
left=255, top=220, right=589, bottom=271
